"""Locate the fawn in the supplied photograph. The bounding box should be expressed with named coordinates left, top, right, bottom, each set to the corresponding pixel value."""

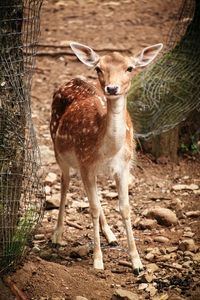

left=50, top=41, right=163, bottom=274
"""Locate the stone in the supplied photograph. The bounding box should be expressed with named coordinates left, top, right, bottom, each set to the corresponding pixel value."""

left=185, top=210, right=200, bottom=218
left=70, top=245, right=90, bottom=258
left=144, top=207, right=178, bottom=226
left=166, top=246, right=178, bottom=253
left=146, top=263, right=159, bottom=273
left=75, top=297, right=88, bottom=300
left=172, top=184, right=199, bottom=191
left=146, top=284, right=157, bottom=297
left=154, top=236, right=169, bottom=243
left=137, top=218, right=157, bottom=230
left=138, top=273, right=154, bottom=283
left=179, top=239, right=198, bottom=252
left=45, top=172, right=57, bottom=185
left=152, top=294, right=169, bottom=300
left=145, top=253, right=155, bottom=261
left=46, top=195, right=60, bottom=209
left=183, top=231, right=194, bottom=238
left=193, top=252, right=200, bottom=261
left=34, top=234, right=45, bottom=240
left=32, top=245, right=40, bottom=253
left=112, top=289, right=139, bottom=300
left=138, top=283, right=148, bottom=290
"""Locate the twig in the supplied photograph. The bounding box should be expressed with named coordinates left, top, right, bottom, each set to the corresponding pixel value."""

left=3, top=276, right=28, bottom=300
left=66, top=219, right=83, bottom=230
left=36, top=43, right=132, bottom=53
left=157, top=262, right=182, bottom=270
left=36, top=51, right=74, bottom=57
left=118, top=260, right=133, bottom=268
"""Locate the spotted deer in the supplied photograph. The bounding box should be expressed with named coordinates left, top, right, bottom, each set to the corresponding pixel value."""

left=50, top=42, right=163, bottom=274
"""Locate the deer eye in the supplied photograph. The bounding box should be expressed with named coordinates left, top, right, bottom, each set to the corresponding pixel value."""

left=95, top=66, right=102, bottom=74
left=126, top=66, right=133, bottom=72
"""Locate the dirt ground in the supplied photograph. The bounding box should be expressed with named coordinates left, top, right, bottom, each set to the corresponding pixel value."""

left=6, top=0, right=200, bottom=299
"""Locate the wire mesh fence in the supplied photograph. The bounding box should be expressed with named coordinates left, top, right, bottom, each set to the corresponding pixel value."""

left=0, top=0, right=45, bottom=273
left=128, top=0, right=200, bottom=139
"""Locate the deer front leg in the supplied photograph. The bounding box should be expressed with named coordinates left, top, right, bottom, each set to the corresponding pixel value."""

left=52, top=169, right=70, bottom=245
left=115, top=166, right=143, bottom=275
left=81, top=168, right=103, bottom=270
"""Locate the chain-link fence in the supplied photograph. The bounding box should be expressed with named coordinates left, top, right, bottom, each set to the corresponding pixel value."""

left=128, top=0, right=200, bottom=139
left=0, top=0, right=45, bottom=273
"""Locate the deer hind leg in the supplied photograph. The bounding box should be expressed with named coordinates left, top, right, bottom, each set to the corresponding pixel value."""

left=81, top=168, right=103, bottom=270
left=99, top=207, right=118, bottom=245
left=52, top=167, right=70, bottom=245
left=115, top=165, right=143, bottom=274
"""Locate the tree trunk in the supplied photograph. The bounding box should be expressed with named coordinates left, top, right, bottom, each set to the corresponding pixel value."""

left=128, top=0, right=200, bottom=162
left=0, top=0, right=25, bottom=264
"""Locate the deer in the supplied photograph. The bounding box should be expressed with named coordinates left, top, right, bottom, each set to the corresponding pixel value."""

left=50, top=41, right=163, bottom=274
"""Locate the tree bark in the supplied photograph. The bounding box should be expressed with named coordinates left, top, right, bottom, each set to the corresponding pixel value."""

left=0, top=0, right=25, bottom=265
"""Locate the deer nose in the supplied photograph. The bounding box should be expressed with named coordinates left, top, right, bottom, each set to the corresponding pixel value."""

left=105, top=85, right=120, bottom=95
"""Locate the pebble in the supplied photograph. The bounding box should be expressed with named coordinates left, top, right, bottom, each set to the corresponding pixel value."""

left=145, top=253, right=155, bottom=261
left=46, top=195, right=60, bottom=209
left=45, top=172, right=57, bottom=185
left=70, top=245, right=90, bottom=258
left=75, top=297, right=89, bottom=300
left=154, top=236, right=169, bottom=243
left=138, top=283, right=148, bottom=290
left=179, top=239, right=197, bottom=252
left=193, top=252, right=200, bottom=261
left=172, top=184, right=199, bottom=191
left=137, top=218, right=157, bottom=230
left=185, top=210, right=200, bottom=218
left=146, top=284, right=157, bottom=297
left=34, top=234, right=45, bottom=240
left=32, top=245, right=40, bottom=253
left=146, top=263, right=159, bottom=273
left=112, top=288, right=139, bottom=300
left=144, top=207, right=178, bottom=226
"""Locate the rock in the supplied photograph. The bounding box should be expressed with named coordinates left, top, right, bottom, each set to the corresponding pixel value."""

left=137, top=218, right=157, bottom=230
left=145, top=253, right=155, bottom=261
left=183, top=231, right=194, bottom=238
left=46, top=195, right=60, bottom=209
left=154, top=236, right=169, bottom=243
left=45, top=185, right=51, bottom=195
left=166, top=246, right=178, bottom=253
left=152, top=293, right=169, bottom=300
left=144, top=207, right=178, bottom=226
left=138, top=283, right=148, bottom=290
left=34, top=234, right=45, bottom=240
left=45, top=172, right=57, bottom=185
left=146, top=263, right=159, bottom=273
left=146, top=284, right=157, bottom=297
left=104, top=191, right=118, bottom=199
left=70, top=245, right=90, bottom=258
left=112, top=289, right=139, bottom=300
left=172, top=184, right=199, bottom=191
left=193, top=252, right=200, bottom=261
left=193, top=189, right=200, bottom=195
left=149, top=193, right=171, bottom=201
left=75, top=297, right=88, bottom=300
left=32, top=245, right=40, bottom=253
left=185, top=210, right=200, bottom=218
left=138, top=273, right=154, bottom=283
left=179, top=239, right=198, bottom=252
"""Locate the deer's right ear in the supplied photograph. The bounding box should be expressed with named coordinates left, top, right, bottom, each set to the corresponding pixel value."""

left=70, top=42, right=100, bottom=68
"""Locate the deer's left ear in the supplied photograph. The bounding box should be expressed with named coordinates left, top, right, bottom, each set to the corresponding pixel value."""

left=70, top=41, right=100, bottom=68
left=133, top=43, right=163, bottom=68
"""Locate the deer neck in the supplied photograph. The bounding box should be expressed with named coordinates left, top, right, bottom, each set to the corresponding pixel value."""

left=102, top=95, right=127, bottom=155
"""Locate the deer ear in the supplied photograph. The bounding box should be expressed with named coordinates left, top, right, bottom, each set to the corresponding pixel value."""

left=133, top=43, right=163, bottom=68
left=70, top=42, right=100, bottom=67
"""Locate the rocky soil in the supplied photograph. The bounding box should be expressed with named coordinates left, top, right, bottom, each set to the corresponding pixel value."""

left=6, top=0, right=200, bottom=299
